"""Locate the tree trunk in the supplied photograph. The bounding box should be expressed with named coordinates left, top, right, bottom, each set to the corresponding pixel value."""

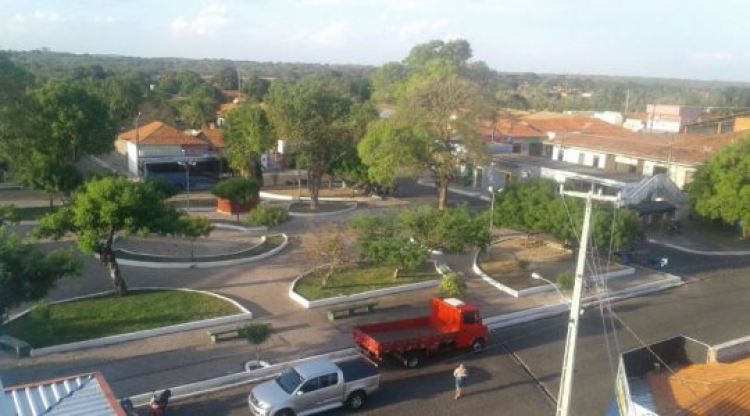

left=437, top=176, right=449, bottom=210
left=100, top=245, right=127, bottom=295
left=308, top=169, right=322, bottom=211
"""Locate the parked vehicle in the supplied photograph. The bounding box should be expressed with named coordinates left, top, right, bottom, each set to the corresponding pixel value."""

left=248, top=357, right=380, bottom=416
left=354, top=297, right=490, bottom=368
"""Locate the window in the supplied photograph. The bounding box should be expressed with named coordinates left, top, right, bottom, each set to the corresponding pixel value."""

left=592, top=155, right=601, bottom=168
left=300, top=378, right=320, bottom=393
left=653, top=166, right=668, bottom=175
left=578, top=153, right=585, bottom=165
left=463, top=311, right=479, bottom=324
left=557, top=149, right=565, bottom=161
left=319, top=373, right=339, bottom=388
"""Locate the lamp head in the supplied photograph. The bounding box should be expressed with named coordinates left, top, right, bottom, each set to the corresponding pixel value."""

left=531, top=272, right=543, bottom=280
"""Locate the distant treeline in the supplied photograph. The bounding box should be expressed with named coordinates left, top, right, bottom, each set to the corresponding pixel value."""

left=7, top=48, right=750, bottom=114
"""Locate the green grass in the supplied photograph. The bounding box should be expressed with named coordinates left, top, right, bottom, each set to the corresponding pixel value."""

left=288, top=201, right=354, bottom=214
left=3, top=290, right=241, bottom=348
left=294, top=263, right=438, bottom=300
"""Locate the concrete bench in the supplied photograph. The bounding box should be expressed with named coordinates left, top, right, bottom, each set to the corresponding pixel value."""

left=0, top=335, right=31, bottom=358
left=327, top=302, right=378, bottom=321
left=207, top=327, right=241, bottom=343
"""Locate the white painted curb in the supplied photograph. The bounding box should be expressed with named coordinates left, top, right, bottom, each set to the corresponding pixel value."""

left=128, top=348, right=362, bottom=407
left=288, top=202, right=358, bottom=217
left=260, top=190, right=368, bottom=203
left=647, top=238, right=750, bottom=256
left=105, top=234, right=288, bottom=269
left=289, top=261, right=449, bottom=309
left=472, top=248, right=635, bottom=298
left=3, top=287, right=252, bottom=357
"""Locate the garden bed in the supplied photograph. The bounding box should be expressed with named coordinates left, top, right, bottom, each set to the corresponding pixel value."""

left=288, top=201, right=356, bottom=214
left=294, top=263, right=438, bottom=301
left=115, top=235, right=285, bottom=263
left=3, top=290, right=241, bottom=348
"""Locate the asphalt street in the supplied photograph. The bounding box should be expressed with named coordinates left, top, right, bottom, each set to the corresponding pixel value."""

left=163, top=266, right=750, bottom=416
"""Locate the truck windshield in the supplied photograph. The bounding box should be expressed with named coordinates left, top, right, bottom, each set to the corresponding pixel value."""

left=276, top=368, right=303, bottom=394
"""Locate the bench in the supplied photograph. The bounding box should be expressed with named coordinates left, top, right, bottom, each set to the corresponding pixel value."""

left=0, top=334, right=31, bottom=358
left=207, top=327, right=241, bottom=343
left=327, top=302, right=378, bottom=321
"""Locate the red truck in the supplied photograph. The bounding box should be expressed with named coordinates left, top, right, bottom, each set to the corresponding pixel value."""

left=353, top=297, right=490, bottom=368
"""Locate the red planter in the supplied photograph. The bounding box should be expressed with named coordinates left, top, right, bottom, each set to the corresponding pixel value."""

left=216, top=197, right=258, bottom=215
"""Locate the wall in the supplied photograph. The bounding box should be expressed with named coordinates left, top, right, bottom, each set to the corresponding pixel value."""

left=552, top=146, right=607, bottom=169
left=114, top=139, right=129, bottom=156
left=127, top=141, right=137, bottom=175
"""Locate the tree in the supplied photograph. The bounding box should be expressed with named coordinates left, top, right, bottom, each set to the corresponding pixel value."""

left=224, top=104, right=274, bottom=180
left=0, top=219, right=81, bottom=319
left=211, top=177, right=260, bottom=222
left=34, top=177, right=189, bottom=295
left=242, top=75, right=271, bottom=102
left=266, top=76, right=360, bottom=210
left=178, top=216, right=213, bottom=260
left=398, top=204, right=490, bottom=253
left=688, top=135, right=750, bottom=237
left=361, top=39, right=493, bottom=209
left=215, top=66, right=239, bottom=90
left=7, top=79, right=115, bottom=205
left=301, top=222, right=357, bottom=288
left=439, top=272, right=467, bottom=298
left=179, top=83, right=221, bottom=128
left=238, top=323, right=272, bottom=362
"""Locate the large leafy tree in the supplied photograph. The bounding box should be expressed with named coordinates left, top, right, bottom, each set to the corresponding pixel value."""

left=0, top=209, right=81, bottom=319
left=688, top=135, right=750, bottom=237
left=215, top=66, right=239, bottom=90
left=34, top=177, right=202, bottom=295
left=0, top=54, right=34, bottom=171
left=265, top=75, right=360, bottom=209
left=225, top=104, right=274, bottom=180
left=361, top=39, right=493, bottom=209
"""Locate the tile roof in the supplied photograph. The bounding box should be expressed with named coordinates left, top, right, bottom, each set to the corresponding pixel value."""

left=480, top=115, right=630, bottom=141
left=552, top=130, right=750, bottom=165
left=200, top=128, right=226, bottom=148
left=217, top=102, right=239, bottom=117
left=648, top=357, right=750, bottom=416
left=118, top=121, right=207, bottom=146
left=2, top=372, right=124, bottom=416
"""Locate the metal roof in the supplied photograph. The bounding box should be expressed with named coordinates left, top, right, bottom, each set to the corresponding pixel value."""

left=2, top=372, right=124, bottom=416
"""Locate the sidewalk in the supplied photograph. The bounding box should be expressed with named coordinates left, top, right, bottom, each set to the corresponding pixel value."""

left=647, top=218, right=750, bottom=255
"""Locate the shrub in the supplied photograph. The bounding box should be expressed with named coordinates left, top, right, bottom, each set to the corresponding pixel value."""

left=555, top=272, right=575, bottom=290
left=238, top=323, right=272, bottom=361
left=246, top=206, right=290, bottom=227
left=211, top=177, right=260, bottom=204
left=516, top=259, right=529, bottom=270
left=148, top=179, right=179, bottom=199
left=439, top=273, right=467, bottom=298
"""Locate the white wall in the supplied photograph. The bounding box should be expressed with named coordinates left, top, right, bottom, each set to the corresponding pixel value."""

left=127, top=141, right=138, bottom=175
left=552, top=146, right=607, bottom=169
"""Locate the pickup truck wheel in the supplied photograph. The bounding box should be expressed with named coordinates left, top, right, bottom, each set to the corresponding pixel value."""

left=274, top=409, right=295, bottom=416
left=471, top=339, right=485, bottom=352
left=346, top=390, right=367, bottom=410
left=405, top=354, right=420, bottom=368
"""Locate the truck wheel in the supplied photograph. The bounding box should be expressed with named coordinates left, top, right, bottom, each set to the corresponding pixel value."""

left=275, top=409, right=295, bottom=416
left=346, top=390, right=367, bottom=410
left=471, top=339, right=485, bottom=352
left=405, top=353, right=420, bottom=368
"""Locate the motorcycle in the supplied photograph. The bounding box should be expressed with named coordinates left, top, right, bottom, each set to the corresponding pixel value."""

left=149, top=389, right=172, bottom=416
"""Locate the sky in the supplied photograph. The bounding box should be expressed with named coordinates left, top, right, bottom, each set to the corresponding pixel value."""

left=1, top=0, right=748, bottom=82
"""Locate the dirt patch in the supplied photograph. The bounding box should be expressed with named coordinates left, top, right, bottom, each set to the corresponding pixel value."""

left=478, top=237, right=575, bottom=290
left=263, top=186, right=366, bottom=198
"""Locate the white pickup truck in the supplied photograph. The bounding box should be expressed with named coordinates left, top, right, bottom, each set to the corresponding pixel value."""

left=248, top=357, right=380, bottom=416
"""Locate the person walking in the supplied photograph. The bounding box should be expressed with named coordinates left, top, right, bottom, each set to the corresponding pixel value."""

left=453, top=363, right=468, bottom=400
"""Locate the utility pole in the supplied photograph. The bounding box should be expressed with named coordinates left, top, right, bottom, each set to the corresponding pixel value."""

left=624, top=89, right=630, bottom=115
left=555, top=188, right=619, bottom=416
left=134, top=112, right=142, bottom=177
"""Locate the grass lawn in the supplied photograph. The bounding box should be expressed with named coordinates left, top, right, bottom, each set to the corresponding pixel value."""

left=3, top=290, right=241, bottom=348
left=295, top=263, right=438, bottom=300
left=289, top=201, right=354, bottom=213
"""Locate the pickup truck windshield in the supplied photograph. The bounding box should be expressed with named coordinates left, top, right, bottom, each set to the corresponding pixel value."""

left=276, top=368, right=303, bottom=394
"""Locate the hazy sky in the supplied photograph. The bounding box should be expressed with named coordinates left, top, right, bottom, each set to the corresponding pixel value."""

left=2, top=0, right=748, bottom=82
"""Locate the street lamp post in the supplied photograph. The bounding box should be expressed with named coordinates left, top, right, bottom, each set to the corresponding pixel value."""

left=177, top=158, right=197, bottom=211
left=488, top=185, right=496, bottom=236
left=530, top=272, right=572, bottom=305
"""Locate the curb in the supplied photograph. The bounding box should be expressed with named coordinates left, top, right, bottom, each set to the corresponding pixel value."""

left=288, top=260, right=448, bottom=309
left=472, top=248, right=636, bottom=298
left=287, top=202, right=358, bottom=218
left=3, top=287, right=252, bottom=357
left=128, top=348, right=362, bottom=407
left=103, top=234, right=288, bottom=269
left=647, top=238, right=750, bottom=256
left=259, top=190, right=369, bottom=203
left=124, top=272, right=682, bottom=406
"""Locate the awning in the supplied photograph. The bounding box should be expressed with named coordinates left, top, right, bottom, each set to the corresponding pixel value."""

left=627, top=200, right=676, bottom=215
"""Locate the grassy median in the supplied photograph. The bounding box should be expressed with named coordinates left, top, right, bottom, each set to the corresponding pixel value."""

left=295, top=264, right=438, bottom=300
left=4, top=290, right=241, bottom=348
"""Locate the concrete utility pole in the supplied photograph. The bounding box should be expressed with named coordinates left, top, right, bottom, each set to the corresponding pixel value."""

left=555, top=188, right=619, bottom=416
left=134, top=112, right=142, bottom=177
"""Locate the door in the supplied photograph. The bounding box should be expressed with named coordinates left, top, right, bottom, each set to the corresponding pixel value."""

left=295, top=373, right=341, bottom=411
left=316, top=373, right=341, bottom=406
left=295, top=376, right=322, bottom=411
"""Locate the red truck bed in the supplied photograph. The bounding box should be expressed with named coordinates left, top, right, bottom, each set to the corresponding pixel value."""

left=354, top=316, right=457, bottom=357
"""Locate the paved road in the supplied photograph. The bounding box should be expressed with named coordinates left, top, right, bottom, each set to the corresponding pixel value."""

left=163, top=267, right=750, bottom=416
